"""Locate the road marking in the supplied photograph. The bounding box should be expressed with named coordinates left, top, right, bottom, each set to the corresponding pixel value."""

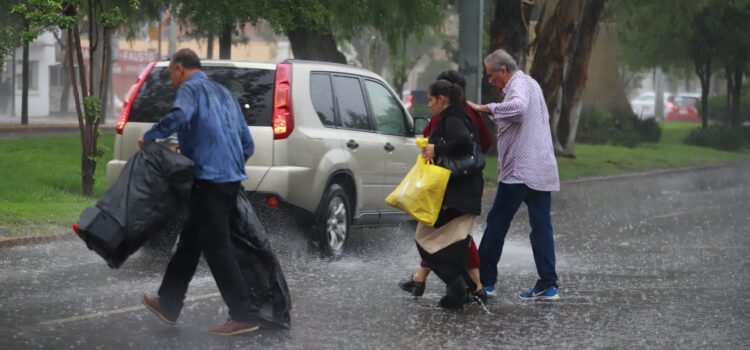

left=651, top=205, right=720, bottom=220
left=38, top=292, right=220, bottom=326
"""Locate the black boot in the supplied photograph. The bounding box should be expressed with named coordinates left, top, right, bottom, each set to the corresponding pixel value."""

left=399, top=276, right=426, bottom=297
left=438, top=277, right=468, bottom=309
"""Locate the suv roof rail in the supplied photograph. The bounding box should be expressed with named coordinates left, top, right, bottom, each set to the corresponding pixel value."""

left=281, top=59, right=372, bottom=72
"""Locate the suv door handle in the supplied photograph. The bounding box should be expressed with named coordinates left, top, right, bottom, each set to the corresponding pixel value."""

left=384, top=142, right=395, bottom=152
left=346, top=139, right=359, bottom=150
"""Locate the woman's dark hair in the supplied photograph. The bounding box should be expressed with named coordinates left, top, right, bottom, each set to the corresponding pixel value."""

left=436, top=70, right=466, bottom=90
left=171, top=48, right=202, bottom=70
left=429, top=79, right=463, bottom=106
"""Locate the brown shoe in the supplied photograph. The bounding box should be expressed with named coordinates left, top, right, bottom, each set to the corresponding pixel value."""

left=210, top=319, right=260, bottom=336
left=142, top=293, right=177, bottom=325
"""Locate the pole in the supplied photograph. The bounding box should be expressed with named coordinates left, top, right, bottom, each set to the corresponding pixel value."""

left=11, top=50, right=16, bottom=117
left=157, top=11, right=162, bottom=59
left=168, top=6, right=177, bottom=56
left=458, top=0, right=484, bottom=103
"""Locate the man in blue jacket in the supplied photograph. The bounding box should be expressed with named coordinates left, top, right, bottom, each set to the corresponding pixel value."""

left=138, top=48, right=258, bottom=336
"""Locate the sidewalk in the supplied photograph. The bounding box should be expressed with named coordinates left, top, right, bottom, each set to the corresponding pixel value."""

left=0, top=112, right=115, bottom=134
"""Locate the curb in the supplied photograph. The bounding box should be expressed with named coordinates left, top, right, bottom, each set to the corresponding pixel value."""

left=560, top=160, right=750, bottom=186
left=0, top=232, right=74, bottom=249
left=0, top=123, right=115, bottom=133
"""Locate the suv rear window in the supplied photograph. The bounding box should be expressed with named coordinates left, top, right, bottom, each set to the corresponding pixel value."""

left=129, top=66, right=275, bottom=126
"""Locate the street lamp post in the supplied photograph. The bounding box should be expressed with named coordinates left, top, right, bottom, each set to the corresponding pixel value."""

left=458, top=0, right=484, bottom=103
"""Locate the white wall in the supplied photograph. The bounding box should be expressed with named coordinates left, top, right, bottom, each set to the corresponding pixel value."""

left=12, top=32, right=57, bottom=117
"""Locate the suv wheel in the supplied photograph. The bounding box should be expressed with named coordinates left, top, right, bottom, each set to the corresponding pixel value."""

left=314, top=183, right=350, bottom=256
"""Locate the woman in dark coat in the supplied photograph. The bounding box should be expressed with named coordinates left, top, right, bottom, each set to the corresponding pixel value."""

left=415, top=79, right=485, bottom=308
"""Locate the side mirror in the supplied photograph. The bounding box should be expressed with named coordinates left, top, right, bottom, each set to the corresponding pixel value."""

left=413, top=116, right=429, bottom=136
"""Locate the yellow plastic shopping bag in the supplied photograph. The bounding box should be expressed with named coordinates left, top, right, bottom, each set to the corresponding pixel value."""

left=385, top=154, right=451, bottom=227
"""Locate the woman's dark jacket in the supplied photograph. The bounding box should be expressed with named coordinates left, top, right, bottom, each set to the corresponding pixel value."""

left=429, top=103, right=484, bottom=218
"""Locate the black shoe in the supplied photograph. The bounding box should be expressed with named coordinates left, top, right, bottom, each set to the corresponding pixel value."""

left=399, top=276, right=426, bottom=297
left=466, top=288, right=488, bottom=305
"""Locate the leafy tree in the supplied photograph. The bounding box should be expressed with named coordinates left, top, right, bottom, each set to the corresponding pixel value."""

left=525, top=0, right=606, bottom=157
left=11, top=0, right=140, bottom=196
left=613, top=0, right=750, bottom=128
left=258, top=0, right=448, bottom=94
left=171, top=0, right=259, bottom=59
left=481, top=0, right=535, bottom=103
left=364, top=0, right=447, bottom=95
left=717, top=0, right=750, bottom=126
left=479, top=0, right=606, bottom=157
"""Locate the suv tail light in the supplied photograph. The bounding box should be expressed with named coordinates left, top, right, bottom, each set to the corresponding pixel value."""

left=272, top=62, right=293, bottom=139
left=116, top=61, right=157, bottom=135
left=405, top=93, right=413, bottom=109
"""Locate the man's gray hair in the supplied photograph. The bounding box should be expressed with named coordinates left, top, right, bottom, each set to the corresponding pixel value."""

left=484, top=49, right=517, bottom=72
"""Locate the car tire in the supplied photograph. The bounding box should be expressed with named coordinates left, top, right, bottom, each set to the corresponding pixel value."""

left=313, top=183, right=350, bottom=257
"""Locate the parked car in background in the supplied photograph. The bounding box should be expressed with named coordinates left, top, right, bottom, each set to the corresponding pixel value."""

left=630, top=91, right=659, bottom=119
left=665, top=93, right=701, bottom=122
left=630, top=91, right=701, bottom=122
left=109, top=59, right=420, bottom=256
left=401, top=90, right=430, bottom=119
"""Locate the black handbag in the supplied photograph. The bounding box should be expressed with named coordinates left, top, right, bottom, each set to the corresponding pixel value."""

left=438, top=115, right=485, bottom=176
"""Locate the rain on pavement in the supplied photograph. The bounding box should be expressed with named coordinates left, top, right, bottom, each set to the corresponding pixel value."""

left=1, top=162, right=749, bottom=349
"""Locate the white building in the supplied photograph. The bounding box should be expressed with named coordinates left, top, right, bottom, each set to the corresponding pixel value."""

left=3, top=32, right=58, bottom=117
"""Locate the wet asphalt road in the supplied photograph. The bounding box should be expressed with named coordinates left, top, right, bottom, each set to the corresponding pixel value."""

left=1, top=163, right=749, bottom=349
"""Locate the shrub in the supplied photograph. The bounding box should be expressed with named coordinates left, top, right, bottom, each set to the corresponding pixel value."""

left=707, top=94, right=750, bottom=124
left=576, top=110, right=661, bottom=147
left=741, top=126, right=750, bottom=144
left=611, top=112, right=641, bottom=148
left=634, top=118, right=661, bottom=143
left=577, top=110, right=614, bottom=145
left=684, top=125, right=745, bottom=151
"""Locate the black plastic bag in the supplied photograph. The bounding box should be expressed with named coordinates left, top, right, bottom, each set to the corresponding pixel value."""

left=230, top=191, right=292, bottom=329
left=76, top=142, right=194, bottom=268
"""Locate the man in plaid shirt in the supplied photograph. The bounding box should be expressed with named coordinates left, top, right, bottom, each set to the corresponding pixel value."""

left=467, top=49, right=561, bottom=301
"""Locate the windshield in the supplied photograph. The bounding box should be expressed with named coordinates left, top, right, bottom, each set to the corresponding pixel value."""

left=129, top=66, right=275, bottom=126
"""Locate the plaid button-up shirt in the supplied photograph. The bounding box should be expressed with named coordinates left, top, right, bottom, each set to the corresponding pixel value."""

left=486, top=71, right=560, bottom=192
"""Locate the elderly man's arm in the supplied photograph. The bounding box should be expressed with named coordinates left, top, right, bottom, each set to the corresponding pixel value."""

left=467, top=100, right=490, bottom=113
left=141, top=86, right=196, bottom=143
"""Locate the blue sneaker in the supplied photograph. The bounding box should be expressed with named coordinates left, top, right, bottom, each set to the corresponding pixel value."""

left=518, top=286, right=559, bottom=301
left=484, top=285, right=496, bottom=297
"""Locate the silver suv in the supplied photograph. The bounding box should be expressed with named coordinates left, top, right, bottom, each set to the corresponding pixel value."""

left=107, top=60, right=419, bottom=255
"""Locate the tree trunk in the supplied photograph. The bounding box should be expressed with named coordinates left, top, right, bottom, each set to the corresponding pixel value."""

left=694, top=58, right=711, bottom=129
left=286, top=27, right=347, bottom=64
left=490, top=0, right=534, bottom=69
left=558, top=0, right=606, bottom=156
left=207, top=31, right=214, bottom=59
left=725, top=65, right=733, bottom=121
left=219, top=24, right=232, bottom=59
left=529, top=0, right=584, bottom=153
left=482, top=0, right=535, bottom=103
left=54, top=30, right=71, bottom=114
left=73, top=23, right=95, bottom=197
left=60, top=47, right=71, bottom=114
left=391, top=39, right=411, bottom=98
left=67, top=28, right=84, bottom=136
left=730, top=62, right=744, bottom=127
left=10, top=50, right=16, bottom=116
left=582, top=24, right=634, bottom=116
left=21, top=37, right=29, bottom=125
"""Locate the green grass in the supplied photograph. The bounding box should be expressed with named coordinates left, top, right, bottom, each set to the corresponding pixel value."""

left=0, top=134, right=114, bottom=236
left=2, top=123, right=749, bottom=237
left=483, top=122, right=750, bottom=185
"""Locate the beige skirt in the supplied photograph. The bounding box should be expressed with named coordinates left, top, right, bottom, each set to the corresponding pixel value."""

left=415, top=214, right=476, bottom=254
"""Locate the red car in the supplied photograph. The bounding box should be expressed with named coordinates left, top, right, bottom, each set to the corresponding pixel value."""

left=665, top=94, right=701, bottom=122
